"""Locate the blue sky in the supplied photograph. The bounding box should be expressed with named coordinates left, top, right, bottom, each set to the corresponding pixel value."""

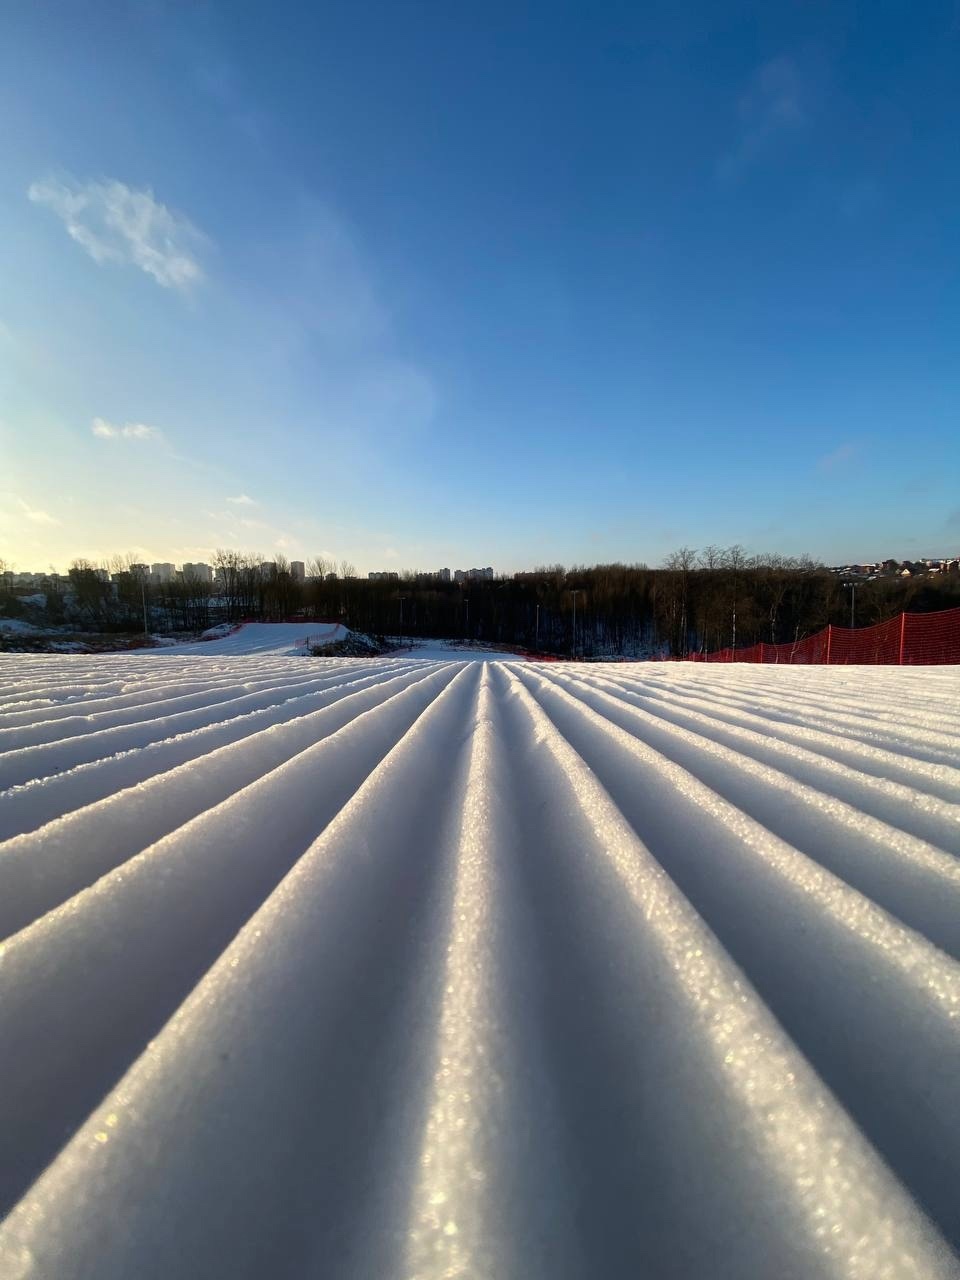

left=1, top=0, right=958, bottom=574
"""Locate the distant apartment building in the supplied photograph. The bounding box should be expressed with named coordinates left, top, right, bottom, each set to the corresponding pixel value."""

left=454, top=567, right=494, bottom=582
left=151, top=563, right=176, bottom=583
left=181, top=562, right=213, bottom=583
left=290, top=561, right=305, bottom=583
left=368, top=571, right=400, bottom=582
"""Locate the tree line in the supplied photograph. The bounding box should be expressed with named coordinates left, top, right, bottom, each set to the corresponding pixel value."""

left=3, top=547, right=958, bottom=656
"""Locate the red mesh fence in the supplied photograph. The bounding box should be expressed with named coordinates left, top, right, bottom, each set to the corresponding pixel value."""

left=687, top=606, right=960, bottom=665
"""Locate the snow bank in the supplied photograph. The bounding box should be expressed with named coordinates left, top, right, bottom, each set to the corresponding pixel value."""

left=1, top=655, right=959, bottom=1278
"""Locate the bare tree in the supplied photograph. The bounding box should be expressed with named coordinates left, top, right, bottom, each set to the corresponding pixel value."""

left=663, top=547, right=697, bottom=655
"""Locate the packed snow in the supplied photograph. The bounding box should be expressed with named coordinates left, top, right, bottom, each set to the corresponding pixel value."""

left=1, top=648, right=959, bottom=1279
left=170, top=623, right=525, bottom=661
left=171, top=621, right=350, bottom=655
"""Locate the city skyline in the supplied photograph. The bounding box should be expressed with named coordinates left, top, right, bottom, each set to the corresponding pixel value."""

left=5, top=548, right=959, bottom=585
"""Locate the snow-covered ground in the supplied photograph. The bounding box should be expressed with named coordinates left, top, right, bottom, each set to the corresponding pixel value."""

left=1, top=654, right=959, bottom=1278
left=163, top=624, right=523, bottom=661
left=167, top=621, right=350, bottom=655
left=389, top=635, right=530, bottom=661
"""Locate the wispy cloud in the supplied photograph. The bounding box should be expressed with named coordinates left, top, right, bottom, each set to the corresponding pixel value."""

left=226, top=493, right=257, bottom=505
left=817, top=442, right=858, bottom=472
left=16, top=497, right=60, bottom=526
left=28, top=175, right=205, bottom=290
left=718, top=57, right=806, bottom=183
left=92, top=417, right=163, bottom=442
left=254, top=202, right=438, bottom=435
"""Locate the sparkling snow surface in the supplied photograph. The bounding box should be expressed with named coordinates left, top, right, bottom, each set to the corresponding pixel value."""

left=1, top=652, right=959, bottom=1279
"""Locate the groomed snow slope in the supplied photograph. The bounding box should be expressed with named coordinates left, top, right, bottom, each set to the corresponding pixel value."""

left=169, top=621, right=350, bottom=655
left=1, top=655, right=959, bottom=1279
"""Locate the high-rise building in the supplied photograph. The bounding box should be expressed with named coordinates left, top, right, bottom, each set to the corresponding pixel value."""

left=150, top=563, right=176, bottom=583
left=290, top=561, right=305, bottom=582
left=454, top=567, right=494, bottom=582
left=182, top=562, right=213, bottom=583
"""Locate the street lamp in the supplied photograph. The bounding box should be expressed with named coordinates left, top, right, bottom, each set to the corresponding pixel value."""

left=535, top=602, right=540, bottom=650
left=398, top=594, right=408, bottom=648
left=842, top=581, right=856, bottom=629
left=570, top=588, right=581, bottom=658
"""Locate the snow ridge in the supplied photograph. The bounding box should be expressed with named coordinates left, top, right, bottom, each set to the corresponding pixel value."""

left=0, top=654, right=959, bottom=1279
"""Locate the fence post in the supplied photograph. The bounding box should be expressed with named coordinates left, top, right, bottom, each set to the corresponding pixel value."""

left=825, top=624, right=832, bottom=665
left=898, top=611, right=907, bottom=665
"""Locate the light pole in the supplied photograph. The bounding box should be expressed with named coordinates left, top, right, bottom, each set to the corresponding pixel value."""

left=535, top=602, right=540, bottom=650
left=842, top=581, right=856, bottom=629
left=398, top=594, right=407, bottom=648
left=571, top=588, right=581, bottom=658
left=141, top=578, right=149, bottom=638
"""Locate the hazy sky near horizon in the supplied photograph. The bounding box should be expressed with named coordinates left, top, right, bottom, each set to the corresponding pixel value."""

left=2, top=0, right=958, bottom=574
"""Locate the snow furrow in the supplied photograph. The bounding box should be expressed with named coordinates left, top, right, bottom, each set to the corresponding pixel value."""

left=513, top=665, right=960, bottom=1247
left=0, top=662, right=463, bottom=1217
left=0, top=663, right=487, bottom=1275
left=0, top=668, right=357, bottom=741
left=576, top=669, right=960, bottom=852
left=584, top=670, right=960, bottom=802
left=495, top=665, right=956, bottom=1277
left=617, top=671, right=960, bottom=757
left=0, top=662, right=440, bottom=840
left=1, top=652, right=959, bottom=1279
left=0, top=666, right=449, bottom=938
left=536, top=669, right=960, bottom=951
left=0, top=662, right=433, bottom=788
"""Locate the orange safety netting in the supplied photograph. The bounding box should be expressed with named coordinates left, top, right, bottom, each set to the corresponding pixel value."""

left=687, top=605, right=960, bottom=665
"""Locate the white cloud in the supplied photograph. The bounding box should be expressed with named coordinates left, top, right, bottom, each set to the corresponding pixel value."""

left=16, top=497, right=60, bottom=527
left=718, top=58, right=806, bottom=182
left=226, top=493, right=257, bottom=505
left=92, top=417, right=162, bottom=442
left=123, top=423, right=159, bottom=440
left=28, top=175, right=205, bottom=290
